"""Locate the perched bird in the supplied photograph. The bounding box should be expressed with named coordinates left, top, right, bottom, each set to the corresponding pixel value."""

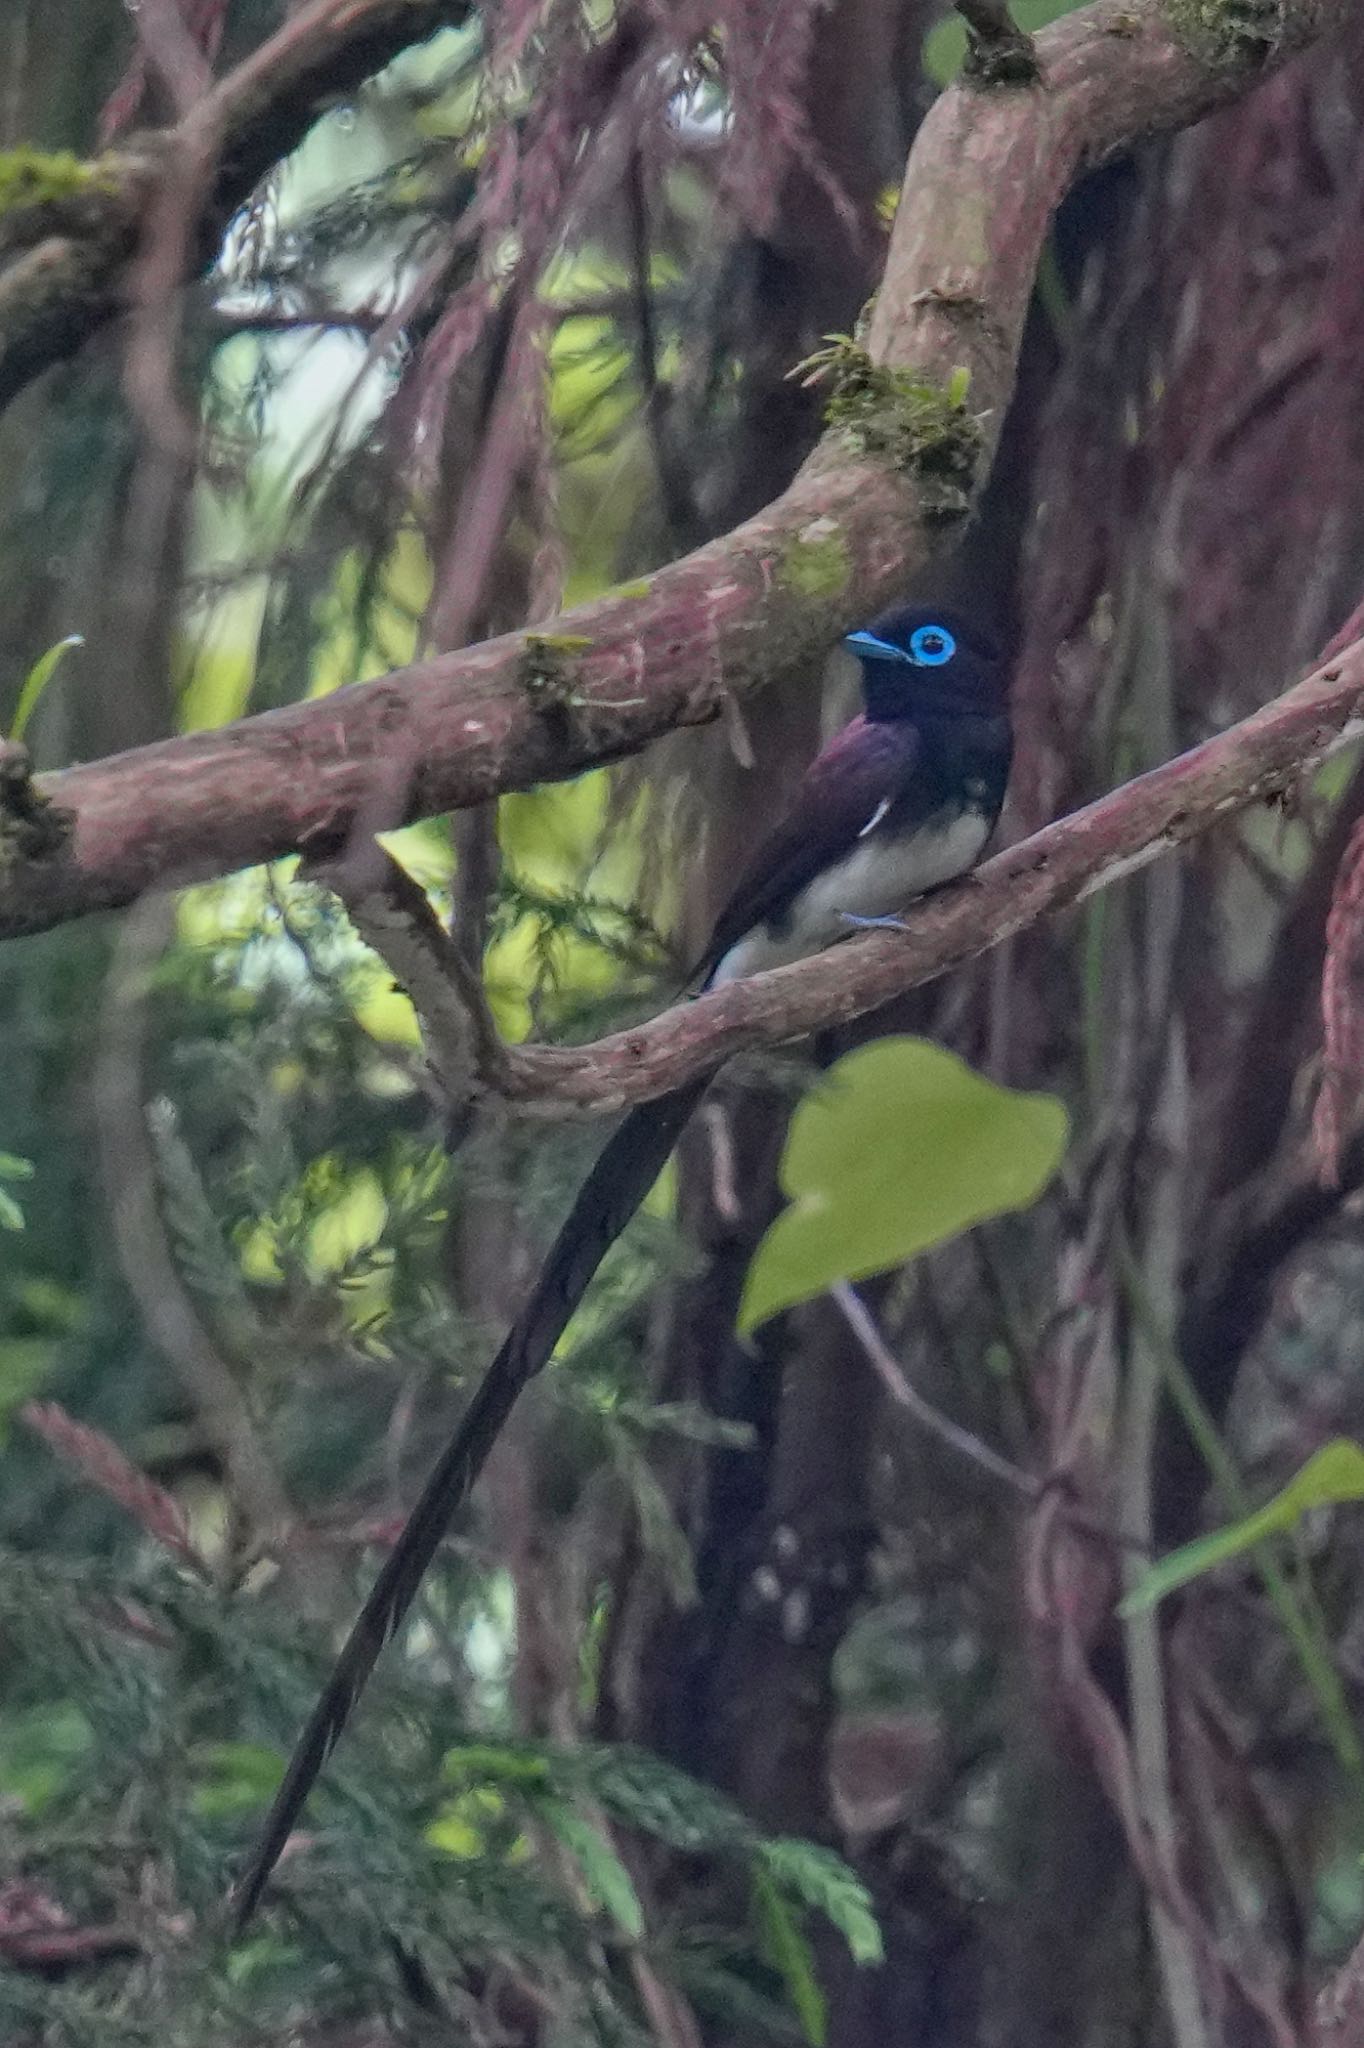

left=231, top=603, right=1012, bottom=1927
left=699, top=608, right=1011, bottom=986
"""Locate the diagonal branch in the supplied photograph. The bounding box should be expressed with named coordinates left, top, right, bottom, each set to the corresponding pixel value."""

left=421, top=636, right=1364, bottom=1115
left=125, top=0, right=215, bottom=121
left=317, top=846, right=516, bottom=1112
left=278, top=638, right=1364, bottom=1122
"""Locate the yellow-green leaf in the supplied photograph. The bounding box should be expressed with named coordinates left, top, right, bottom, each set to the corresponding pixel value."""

left=9, top=635, right=82, bottom=744
left=1121, top=1439, right=1364, bottom=1616
left=539, top=1800, right=644, bottom=1939
left=752, top=1867, right=826, bottom=2047
left=738, top=1039, right=1068, bottom=1334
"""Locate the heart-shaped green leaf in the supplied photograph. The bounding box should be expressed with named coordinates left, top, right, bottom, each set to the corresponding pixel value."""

left=738, top=1039, right=1068, bottom=1335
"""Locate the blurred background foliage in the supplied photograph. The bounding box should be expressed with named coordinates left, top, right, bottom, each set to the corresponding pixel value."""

left=7, top=1, right=1364, bottom=2044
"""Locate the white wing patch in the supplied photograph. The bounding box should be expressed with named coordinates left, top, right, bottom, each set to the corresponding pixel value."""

left=858, top=797, right=891, bottom=839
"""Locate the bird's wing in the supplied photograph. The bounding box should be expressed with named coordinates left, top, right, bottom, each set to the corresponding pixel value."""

left=697, top=715, right=920, bottom=980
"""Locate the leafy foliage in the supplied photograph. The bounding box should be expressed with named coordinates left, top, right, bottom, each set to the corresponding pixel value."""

left=0, top=1541, right=880, bottom=2043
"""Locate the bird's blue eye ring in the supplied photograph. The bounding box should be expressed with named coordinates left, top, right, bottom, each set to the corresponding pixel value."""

left=909, top=623, right=956, bottom=666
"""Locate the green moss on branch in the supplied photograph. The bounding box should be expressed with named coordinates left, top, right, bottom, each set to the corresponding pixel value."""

left=521, top=633, right=593, bottom=713
left=1163, top=0, right=1288, bottom=71
left=0, top=149, right=101, bottom=212
left=779, top=519, right=853, bottom=603
left=798, top=338, right=984, bottom=519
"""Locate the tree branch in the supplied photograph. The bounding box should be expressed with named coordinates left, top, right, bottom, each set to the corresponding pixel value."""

left=0, top=0, right=473, bottom=408
left=458, top=637, right=1364, bottom=1113
left=317, top=845, right=516, bottom=1112
left=221, top=639, right=1361, bottom=1123
left=0, top=0, right=1349, bottom=945
left=125, top=0, right=214, bottom=121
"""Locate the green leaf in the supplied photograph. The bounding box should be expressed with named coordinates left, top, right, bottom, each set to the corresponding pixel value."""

left=582, top=1745, right=755, bottom=1852
left=1120, top=1439, right=1364, bottom=1615
left=738, top=1039, right=1068, bottom=1333
left=8, top=635, right=82, bottom=744
left=0, top=1701, right=92, bottom=1813
left=539, top=1799, right=645, bottom=1939
left=0, top=1154, right=33, bottom=1231
left=426, top=1785, right=507, bottom=1859
left=752, top=1866, right=826, bottom=2046
left=442, top=1742, right=554, bottom=1786
left=0, top=1339, right=59, bottom=1432
left=189, top=1740, right=285, bottom=1818
left=760, top=1840, right=884, bottom=1966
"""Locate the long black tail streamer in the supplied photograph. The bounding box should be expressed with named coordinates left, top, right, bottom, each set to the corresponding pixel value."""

left=231, top=1076, right=709, bottom=1929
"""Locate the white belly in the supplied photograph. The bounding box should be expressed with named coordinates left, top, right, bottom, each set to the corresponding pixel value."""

left=709, top=808, right=990, bottom=987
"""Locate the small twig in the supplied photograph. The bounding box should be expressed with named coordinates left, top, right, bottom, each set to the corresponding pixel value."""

left=626, top=152, right=700, bottom=549
left=698, top=1100, right=743, bottom=1225
left=21, top=1400, right=211, bottom=1579
left=0, top=1922, right=143, bottom=1967
left=204, top=305, right=388, bottom=337
left=93, top=896, right=293, bottom=1545
left=834, top=1281, right=1150, bottom=1558
left=833, top=1280, right=1047, bottom=1501
left=1052, top=1607, right=1232, bottom=2015
left=122, top=0, right=213, bottom=120
left=1117, top=1022, right=1211, bottom=2048
left=314, top=844, right=514, bottom=1113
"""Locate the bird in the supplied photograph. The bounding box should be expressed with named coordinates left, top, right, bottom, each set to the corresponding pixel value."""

left=230, top=602, right=1012, bottom=1928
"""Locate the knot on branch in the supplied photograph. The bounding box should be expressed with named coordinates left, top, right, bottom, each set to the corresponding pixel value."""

left=521, top=633, right=593, bottom=713
left=953, top=0, right=1040, bottom=85
left=0, top=743, right=71, bottom=864
left=796, top=338, right=984, bottom=519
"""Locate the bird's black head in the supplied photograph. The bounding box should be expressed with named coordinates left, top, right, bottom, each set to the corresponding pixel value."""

left=844, top=605, right=1006, bottom=723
